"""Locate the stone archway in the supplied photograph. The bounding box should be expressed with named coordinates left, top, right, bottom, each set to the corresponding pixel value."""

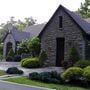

left=6, top=42, right=13, bottom=56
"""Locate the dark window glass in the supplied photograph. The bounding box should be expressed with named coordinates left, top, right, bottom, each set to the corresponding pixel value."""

left=59, top=16, right=63, bottom=28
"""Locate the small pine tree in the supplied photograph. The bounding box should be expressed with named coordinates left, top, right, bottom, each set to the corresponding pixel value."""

left=39, top=50, right=47, bottom=66
left=67, top=47, right=80, bottom=66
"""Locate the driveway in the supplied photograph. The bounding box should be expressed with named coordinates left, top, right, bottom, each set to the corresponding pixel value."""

left=0, top=62, right=63, bottom=76
left=0, top=80, right=53, bottom=90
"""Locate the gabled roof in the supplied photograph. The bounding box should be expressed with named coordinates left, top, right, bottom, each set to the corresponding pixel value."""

left=25, top=24, right=45, bottom=38
left=39, top=5, right=90, bottom=37
left=3, top=26, right=30, bottom=42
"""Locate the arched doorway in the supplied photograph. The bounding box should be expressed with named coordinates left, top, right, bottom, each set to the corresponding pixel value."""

left=6, top=42, right=13, bottom=56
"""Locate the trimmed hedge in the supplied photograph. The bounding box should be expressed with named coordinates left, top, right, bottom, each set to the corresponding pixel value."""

left=6, top=67, right=23, bottom=74
left=74, top=60, right=90, bottom=68
left=21, top=57, right=40, bottom=68
left=29, top=71, right=62, bottom=84
left=83, top=66, right=90, bottom=81
left=61, top=67, right=83, bottom=81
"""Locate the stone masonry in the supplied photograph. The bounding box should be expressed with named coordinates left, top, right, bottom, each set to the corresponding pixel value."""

left=41, top=8, right=85, bottom=66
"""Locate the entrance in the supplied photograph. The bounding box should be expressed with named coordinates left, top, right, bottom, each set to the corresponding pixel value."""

left=56, top=38, right=64, bottom=66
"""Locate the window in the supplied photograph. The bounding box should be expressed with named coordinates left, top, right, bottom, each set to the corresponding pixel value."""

left=59, top=16, right=63, bottom=28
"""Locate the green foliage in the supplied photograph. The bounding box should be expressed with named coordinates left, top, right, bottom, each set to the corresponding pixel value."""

left=14, top=55, right=21, bottom=62
left=29, top=37, right=40, bottom=57
left=74, top=60, right=90, bottom=68
left=7, top=48, right=14, bottom=57
left=17, top=40, right=30, bottom=55
left=6, top=67, right=23, bottom=74
left=29, top=72, right=39, bottom=80
left=0, top=43, right=3, bottom=60
left=39, top=50, right=47, bottom=66
left=61, top=67, right=83, bottom=81
left=83, top=66, right=90, bottom=81
left=21, top=57, right=40, bottom=68
left=67, top=47, right=80, bottom=66
left=17, top=37, right=40, bottom=57
left=29, top=71, right=61, bottom=84
left=6, top=56, right=13, bottom=61
left=78, top=0, right=90, bottom=18
left=0, top=43, right=3, bottom=55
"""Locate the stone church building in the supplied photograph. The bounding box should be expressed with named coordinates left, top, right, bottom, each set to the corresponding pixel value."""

left=2, top=5, right=90, bottom=66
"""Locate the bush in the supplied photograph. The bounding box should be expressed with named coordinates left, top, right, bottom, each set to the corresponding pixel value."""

left=6, top=56, right=13, bottom=61
left=67, top=47, right=80, bottom=66
left=74, top=60, right=90, bottom=68
left=62, top=61, right=70, bottom=69
left=6, top=67, right=23, bottom=74
left=29, top=72, right=39, bottom=80
left=39, top=72, right=51, bottom=82
left=14, top=55, right=21, bottom=62
left=61, top=67, right=83, bottom=82
left=21, top=57, right=40, bottom=68
left=83, top=66, right=90, bottom=82
left=39, top=50, right=47, bottom=66
left=29, top=71, right=62, bottom=84
left=7, top=48, right=14, bottom=57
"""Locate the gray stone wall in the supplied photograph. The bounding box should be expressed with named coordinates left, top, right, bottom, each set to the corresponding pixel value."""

left=3, top=33, right=16, bottom=59
left=41, top=8, right=85, bottom=66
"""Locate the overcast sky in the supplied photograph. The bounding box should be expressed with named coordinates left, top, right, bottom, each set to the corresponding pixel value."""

left=0, top=0, right=84, bottom=24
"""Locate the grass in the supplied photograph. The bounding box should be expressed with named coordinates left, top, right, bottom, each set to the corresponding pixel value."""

left=0, top=70, right=6, bottom=76
left=3, top=76, right=89, bottom=90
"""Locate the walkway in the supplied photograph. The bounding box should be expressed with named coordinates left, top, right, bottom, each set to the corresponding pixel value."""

left=0, top=62, right=63, bottom=76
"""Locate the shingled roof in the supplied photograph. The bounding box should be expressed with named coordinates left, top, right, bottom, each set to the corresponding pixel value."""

left=39, top=5, right=90, bottom=37
left=25, top=24, right=45, bottom=38
left=3, top=26, right=30, bottom=42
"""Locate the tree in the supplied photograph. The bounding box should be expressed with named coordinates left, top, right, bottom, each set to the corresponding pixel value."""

left=0, top=17, right=36, bottom=42
left=17, top=37, right=40, bottom=57
left=67, top=47, right=80, bottom=66
left=78, top=0, right=90, bottom=18
left=29, top=37, right=40, bottom=57
left=17, top=40, right=30, bottom=55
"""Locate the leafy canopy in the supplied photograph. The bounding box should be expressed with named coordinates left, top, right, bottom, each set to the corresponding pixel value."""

left=78, top=0, right=90, bottom=18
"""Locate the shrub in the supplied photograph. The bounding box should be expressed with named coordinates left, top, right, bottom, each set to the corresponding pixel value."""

left=14, top=55, right=21, bottom=62
left=62, top=61, right=70, bottom=69
left=29, top=72, right=39, bottom=80
left=83, top=66, right=90, bottom=81
left=67, top=47, right=80, bottom=66
left=39, top=72, right=51, bottom=82
left=74, top=60, right=90, bottom=68
left=6, top=56, right=13, bottom=61
left=21, top=57, right=40, bottom=68
left=6, top=67, right=23, bottom=74
left=7, top=48, right=14, bottom=57
left=39, top=50, right=47, bottom=66
left=61, top=67, right=83, bottom=82
left=29, top=71, right=62, bottom=84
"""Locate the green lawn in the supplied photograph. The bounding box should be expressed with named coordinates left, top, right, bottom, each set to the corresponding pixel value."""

left=0, top=70, right=6, bottom=76
left=3, top=76, right=89, bottom=90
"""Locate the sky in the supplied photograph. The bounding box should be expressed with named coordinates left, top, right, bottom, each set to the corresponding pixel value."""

left=0, top=0, right=84, bottom=24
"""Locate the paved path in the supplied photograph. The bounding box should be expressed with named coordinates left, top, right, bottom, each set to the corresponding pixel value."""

left=0, top=80, right=53, bottom=90
left=0, top=62, right=63, bottom=76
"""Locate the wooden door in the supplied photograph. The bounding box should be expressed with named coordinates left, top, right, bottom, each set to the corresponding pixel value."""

left=56, top=38, right=64, bottom=66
